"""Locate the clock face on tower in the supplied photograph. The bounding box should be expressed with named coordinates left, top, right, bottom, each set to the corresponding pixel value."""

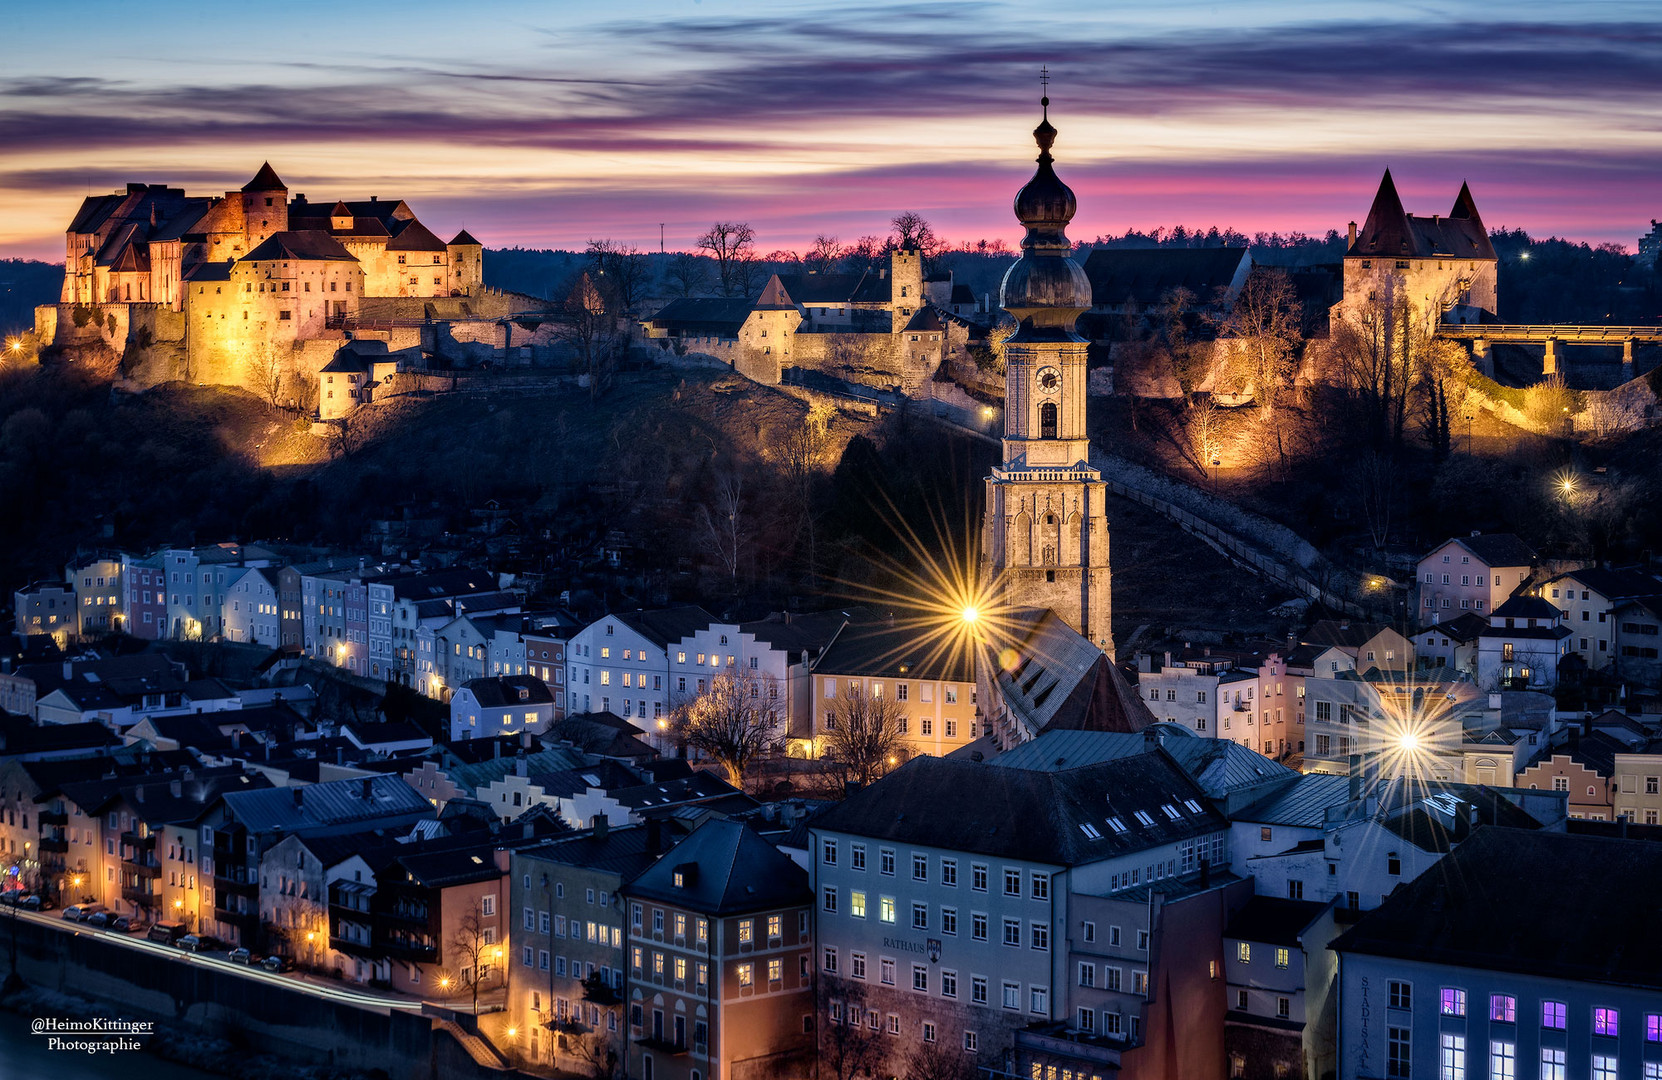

left=1035, top=366, right=1061, bottom=394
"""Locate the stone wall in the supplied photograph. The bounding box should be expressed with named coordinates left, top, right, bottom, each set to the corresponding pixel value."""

left=3, top=914, right=508, bottom=1079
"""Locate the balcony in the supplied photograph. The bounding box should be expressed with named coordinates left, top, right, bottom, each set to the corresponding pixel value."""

left=38, top=836, right=68, bottom=854
left=214, top=869, right=258, bottom=896
left=121, top=884, right=157, bottom=904
left=38, top=809, right=68, bottom=827
left=212, top=903, right=260, bottom=934
left=121, top=830, right=157, bottom=851
left=377, top=938, right=438, bottom=964
left=123, top=857, right=162, bottom=878
left=635, top=1037, right=689, bottom=1056
left=329, top=934, right=379, bottom=960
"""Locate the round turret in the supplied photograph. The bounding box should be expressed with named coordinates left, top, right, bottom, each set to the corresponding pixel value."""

left=999, top=99, right=1091, bottom=327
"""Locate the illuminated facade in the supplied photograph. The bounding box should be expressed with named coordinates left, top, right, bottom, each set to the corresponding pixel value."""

left=982, top=101, right=1113, bottom=654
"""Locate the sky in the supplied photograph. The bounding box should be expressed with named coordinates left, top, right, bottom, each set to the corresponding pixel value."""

left=1, top=0, right=1659, bottom=260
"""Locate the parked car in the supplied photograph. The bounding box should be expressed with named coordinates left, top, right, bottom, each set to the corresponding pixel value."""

left=228, top=948, right=252, bottom=965
left=176, top=934, right=205, bottom=952
left=84, top=910, right=117, bottom=928
left=147, top=922, right=186, bottom=945
left=62, top=904, right=105, bottom=922
left=18, top=895, right=45, bottom=911
left=111, top=915, right=145, bottom=933
left=260, top=955, right=293, bottom=973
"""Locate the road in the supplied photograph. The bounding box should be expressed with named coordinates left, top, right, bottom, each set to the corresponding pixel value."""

left=3, top=906, right=427, bottom=1014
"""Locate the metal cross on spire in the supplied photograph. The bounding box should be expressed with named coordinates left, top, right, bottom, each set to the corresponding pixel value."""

left=1039, top=65, right=1051, bottom=119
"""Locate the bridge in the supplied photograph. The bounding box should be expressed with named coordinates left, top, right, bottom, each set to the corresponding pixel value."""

left=1437, top=324, right=1662, bottom=379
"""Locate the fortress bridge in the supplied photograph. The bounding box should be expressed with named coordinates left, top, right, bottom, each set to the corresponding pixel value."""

left=1437, top=324, right=1662, bottom=379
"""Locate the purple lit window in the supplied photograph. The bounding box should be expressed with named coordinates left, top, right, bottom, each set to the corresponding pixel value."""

left=1646, top=1014, right=1662, bottom=1042
left=1441, top=988, right=1467, bottom=1017
left=1491, top=995, right=1516, bottom=1023
left=1543, top=1001, right=1566, bottom=1030
left=1594, top=1008, right=1619, bottom=1037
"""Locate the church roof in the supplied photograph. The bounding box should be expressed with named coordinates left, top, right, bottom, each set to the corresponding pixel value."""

left=242, top=231, right=358, bottom=263
left=995, top=608, right=1154, bottom=737
left=1348, top=170, right=1496, bottom=261
left=242, top=162, right=287, bottom=192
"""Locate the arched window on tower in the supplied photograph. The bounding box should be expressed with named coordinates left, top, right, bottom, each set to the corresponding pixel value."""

left=1040, top=402, right=1058, bottom=439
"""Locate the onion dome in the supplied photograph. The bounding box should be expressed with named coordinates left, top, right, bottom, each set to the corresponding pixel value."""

left=1000, top=95, right=1091, bottom=327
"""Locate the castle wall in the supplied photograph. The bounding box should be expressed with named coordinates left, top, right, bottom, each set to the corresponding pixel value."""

left=1338, top=257, right=1498, bottom=330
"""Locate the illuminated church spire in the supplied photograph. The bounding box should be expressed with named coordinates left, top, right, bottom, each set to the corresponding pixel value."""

left=981, top=79, right=1113, bottom=654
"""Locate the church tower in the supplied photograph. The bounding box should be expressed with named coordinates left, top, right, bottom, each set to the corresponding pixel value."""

left=982, top=93, right=1113, bottom=655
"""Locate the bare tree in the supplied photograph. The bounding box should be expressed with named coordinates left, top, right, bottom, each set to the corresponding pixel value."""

left=805, top=235, right=842, bottom=273
left=888, top=211, right=943, bottom=265
left=1328, top=284, right=1417, bottom=450
left=822, top=685, right=907, bottom=788
left=903, top=1041, right=979, bottom=1080
left=1185, top=395, right=1228, bottom=479
left=697, top=222, right=757, bottom=298
left=665, top=251, right=710, bottom=298
left=1219, top=268, right=1303, bottom=417
left=450, top=898, right=491, bottom=1015
left=697, top=470, right=746, bottom=589
left=1523, top=373, right=1577, bottom=435
left=676, top=666, right=783, bottom=787
left=782, top=402, right=836, bottom=582
left=250, top=346, right=285, bottom=410
left=585, top=239, right=650, bottom=315
left=819, top=979, right=886, bottom=1080
left=558, top=272, right=619, bottom=402
left=841, top=235, right=884, bottom=274
left=1352, top=450, right=1396, bottom=549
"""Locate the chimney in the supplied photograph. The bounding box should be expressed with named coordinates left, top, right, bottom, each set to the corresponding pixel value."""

left=64, top=660, right=74, bottom=680
left=335, top=747, right=344, bottom=766
left=1348, top=753, right=1363, bottom=801
left=231, top=729, right=241, bottom=749
left=361, top=777, right=374, bottom=800
left=591, top=815, right=609, bottom=840
left=1163, top=650, right=1172, bottom=669
left=515, top=756, right=528, bottom=778
left=1143, top=728, right=1162, bottom=753
left=1347, top=221, right=1357, bottom=248
left=493, top=740, right=501, bottom=759
left=1488, top=692, right=1503, bottom=711
left=522, top=820, right=534, bottom=839
left=646, top=817, right=662, bottom=855
left=291, top=787, right=303, bottom=807
left=521, top=730, right=532, bottom=750
left=1582, top=715, right=1593, bottom=738
left=1198, top=857, right=1210, bottom=888
left=169, top=779, right=182, bottom=798
left=1287, top=632, right=1297, bottom=653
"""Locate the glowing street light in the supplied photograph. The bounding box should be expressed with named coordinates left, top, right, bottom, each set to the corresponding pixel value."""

left=1397, top=732, right=1421, bottom=753
left=960, top=606, right=980, bottom=625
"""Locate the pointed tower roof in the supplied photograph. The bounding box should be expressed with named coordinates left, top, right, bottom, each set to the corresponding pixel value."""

left=242, top=162, right=287, bottom=192
left=1350, top=169, right=1414, bottom=256
left=1450, top=181, right=1482, bottom=222
left=753, top=274, right=796, bottom=310
left=448, top=229, right=481, bottom=247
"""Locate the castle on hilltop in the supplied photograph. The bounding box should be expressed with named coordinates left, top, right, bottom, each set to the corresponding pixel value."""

left=37, top=163, right=492, bottom=398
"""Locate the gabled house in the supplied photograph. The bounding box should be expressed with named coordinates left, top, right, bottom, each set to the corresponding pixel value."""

left=1416, top=533, right=1535, bottom=625
left=1536, top=567, right=1662, bottom=671
left=1476, top=597, right=1572, bottom=691
left=449, top=675, right=556, bottom=741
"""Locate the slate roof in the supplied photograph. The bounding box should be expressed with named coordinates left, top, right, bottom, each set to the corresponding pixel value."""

left=610, top=606, right=717, bottom=649
left=1526, top=730, right=1628, bottom=777
left=902, top=307, right=945, bottom=333
left=1081, top=248, right=1249, bottom=308
left=0, top=716, right=120, bottom=757
left=646, top=298, right=752, bottom=338
left=774, top=271, right=870, bottom=305
left=519, top=821, right=687, bottom=878
left=319, top=349, right=369, bottom=375
left=219, top=773, right=432, bottom=834
left=626, top=818, right=811, bottom=916
left=739, top=608, right=863, bottom=663
left=1413, top=612, right=1489, bottom=644
left=242, top=162, right=287, bottom=192
left=1224, top=896, right=1329, bottom=946
left=1550, top=567, right=1662, bottom=603
left=1348, top=171, right=1496, bottom=261
left=1331, top=827, right=1662, bottom=987
left=1231, top=773, right=1356, bottom=828
left=988, top=728, right=1296, bottom=799
left=384, top=568, right=500, bottom=602
left=1434, top=533, right=1535, bottom=569
left=440, top=746, right=587, bottom=795
left=753, top=276, right=796, bottom=311
left=385, top=219, right=449, bottom=252
left=1305, top=620, right=1391, bottom=650
left=606, top=771, right=744, bottom=812
left=1490, top=596, right=1561, bottom=621
left=449, top=230, right=481, bottom=246
left=993, top=608, right=1154, bottom=736
left=814, top=751, right=1226, bottom=866
left=459, top=675, right=554, bottom=709
left=242, top=231, right=357, bottom=263
left=814, top=617, right=975, bottom=683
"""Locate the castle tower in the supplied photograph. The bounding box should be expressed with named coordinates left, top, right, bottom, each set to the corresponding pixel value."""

left=239, top=162, right=289, bottom=251
left=982, top=94, right=1113, bottom=655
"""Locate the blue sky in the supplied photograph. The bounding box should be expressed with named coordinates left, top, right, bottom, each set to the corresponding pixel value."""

left=2, top=0, right=1658, bottom=257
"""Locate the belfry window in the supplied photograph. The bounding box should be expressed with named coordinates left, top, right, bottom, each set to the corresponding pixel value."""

left=1040, top=402, right=1058, bottom=439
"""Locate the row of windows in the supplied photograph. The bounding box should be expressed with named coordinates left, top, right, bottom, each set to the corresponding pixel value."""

left=1388, top=1032, right=1633, bottom=1080
left=826, top=1002, right=990, bottom=1054
left=1390, top=981, right=1661, bottom=1042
